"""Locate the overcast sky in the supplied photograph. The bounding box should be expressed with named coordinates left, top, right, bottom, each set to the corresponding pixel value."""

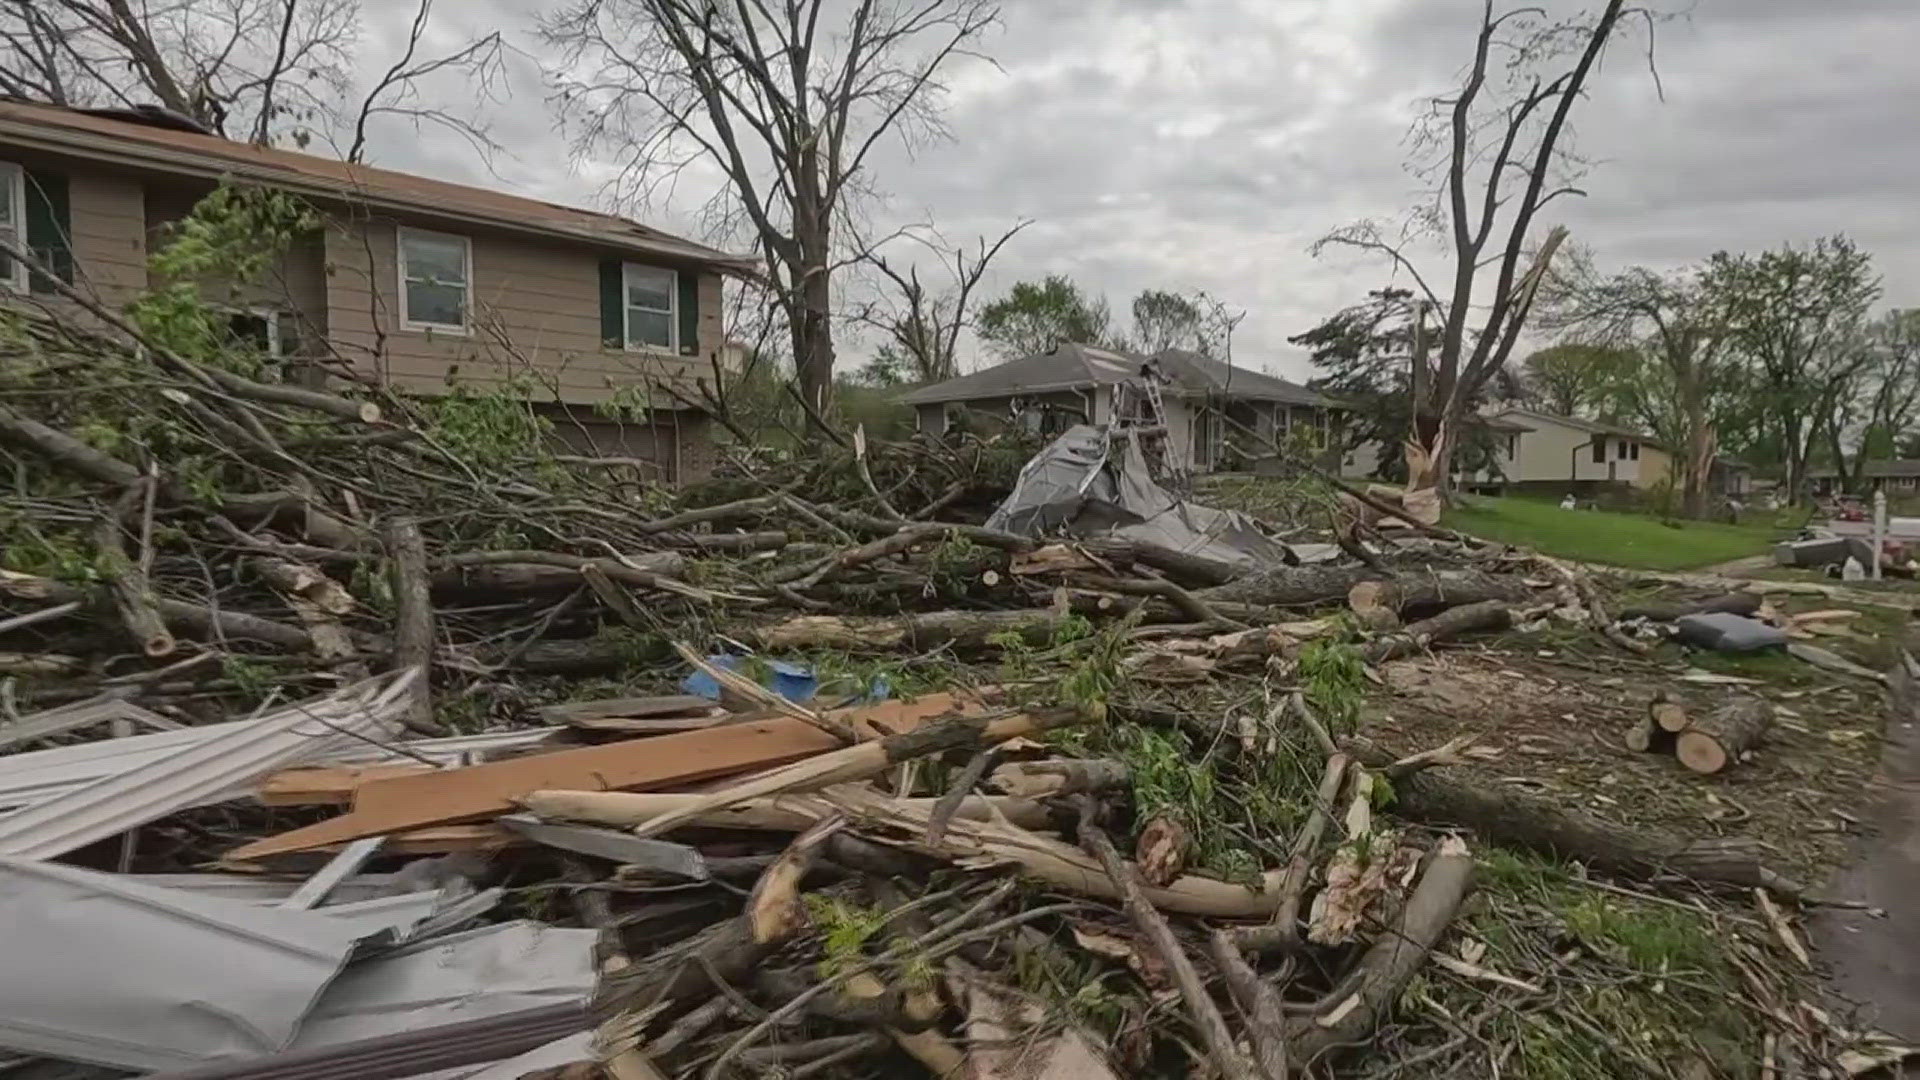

left=360, top=0, right=1920, bottom=381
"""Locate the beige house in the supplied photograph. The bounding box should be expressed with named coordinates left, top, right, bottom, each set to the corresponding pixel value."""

left=1480, top=407, right=1673, bottom=489
left=0, top=100, right=753, bottom=482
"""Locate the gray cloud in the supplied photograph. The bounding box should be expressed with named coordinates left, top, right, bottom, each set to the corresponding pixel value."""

left=352, top=0, right=1920, bottom=379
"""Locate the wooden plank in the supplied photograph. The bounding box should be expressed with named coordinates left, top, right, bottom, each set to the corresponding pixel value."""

left=224, top=692, right=978, bottom=861
left=257, top=763, right=434, bottom=806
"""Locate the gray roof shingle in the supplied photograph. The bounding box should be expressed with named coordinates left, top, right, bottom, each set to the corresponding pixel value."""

left=895, top=343, right=1336, bottom=408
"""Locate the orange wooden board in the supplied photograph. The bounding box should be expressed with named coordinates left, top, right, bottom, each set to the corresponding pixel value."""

left=226, top=692, right=974, bottom=861
left=257, top=763, right=434, bottom=805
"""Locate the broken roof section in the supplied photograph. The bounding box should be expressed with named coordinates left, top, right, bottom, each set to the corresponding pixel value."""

left=0, top=669, right=418, bottom=859
left=0, top=857, right=363, bottom=1072
left=896, top=342, right=1337, bottom=409
left=987, top=426, right=1294, bottom=568
left=0, top=700, right=547, bottom=812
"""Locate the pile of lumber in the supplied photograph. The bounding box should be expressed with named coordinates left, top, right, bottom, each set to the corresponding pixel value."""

left=0, top=300, right=1831, bottom=1078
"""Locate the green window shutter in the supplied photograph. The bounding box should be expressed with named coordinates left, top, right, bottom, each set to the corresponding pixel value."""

left=598, top=258, right=624, bottom=348
left=23, top=169, right=73, bottom=292
left=676, top=271, right=699, bottom=356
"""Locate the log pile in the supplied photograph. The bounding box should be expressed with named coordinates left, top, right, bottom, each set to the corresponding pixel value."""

left=0, top=302, right=1856, bottom=1077
left=1625, top=694, right=1774, bottom=775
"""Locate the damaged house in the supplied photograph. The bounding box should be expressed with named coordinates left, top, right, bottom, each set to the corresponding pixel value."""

left=897, top=343, right=1344, bottom=473
left=0, top=100, right=755, bottom=483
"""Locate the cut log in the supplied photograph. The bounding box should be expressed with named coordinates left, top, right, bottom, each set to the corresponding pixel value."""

left=1675, top=697, right=1773, bottom=775
left=1364, top=600, right=1512, bottom=663
left=1650, top=692, right=1691, bottom=734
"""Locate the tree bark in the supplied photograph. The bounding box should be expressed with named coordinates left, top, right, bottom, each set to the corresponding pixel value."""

left=1347, top=737, right=1800, bottom=893
left=1202, top=565, right=1524, bottom=612
left=1363, top=600, right=1512, bottom=663
left=382, top=516, right=439, bottom=735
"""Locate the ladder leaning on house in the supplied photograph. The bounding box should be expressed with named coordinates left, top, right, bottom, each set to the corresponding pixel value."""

left=1110, top=364, right=1189, bottom=491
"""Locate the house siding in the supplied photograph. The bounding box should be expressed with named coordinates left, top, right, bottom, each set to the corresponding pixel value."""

left=320, top=214, right=720, bottom=404
left=0, top=150, right=150, bottom=315
left=144, top=183, right=331, bottom=355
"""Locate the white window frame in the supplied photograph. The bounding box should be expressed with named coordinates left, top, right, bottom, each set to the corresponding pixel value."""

left=397, top=226, right=471, bottom=335
left=622, top=262, right=678, bottom=353
left=0, top=162, right=27, bottom=293
left=215, top=305, right=283, bottom=358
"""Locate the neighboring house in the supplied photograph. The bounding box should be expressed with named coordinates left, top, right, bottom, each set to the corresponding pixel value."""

left=1809, top=460, right=1920, bottom=496
left=1342, top=413, right=1533, bottom=485
left=897, top=342, right=1342, bottom=473
left=1482, top=407, right=1672, bottom=490
left=1479, top=406, right=1752, bottom=497
left=0, top=100, right=755, bottom=482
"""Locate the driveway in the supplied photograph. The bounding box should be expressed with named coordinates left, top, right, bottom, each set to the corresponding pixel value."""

left=1811, top=663, right=1920, bottom=1039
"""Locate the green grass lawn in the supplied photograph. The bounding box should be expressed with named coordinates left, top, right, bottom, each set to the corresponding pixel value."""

left=1442, top=497, right=1785, bottom=570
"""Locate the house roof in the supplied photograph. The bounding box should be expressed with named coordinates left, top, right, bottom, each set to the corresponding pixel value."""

left=0, top=99, right=755, bottom=272
left=896, top=342, right=1336, bottom=408
left=1485, top=406, right=1657, bottom=444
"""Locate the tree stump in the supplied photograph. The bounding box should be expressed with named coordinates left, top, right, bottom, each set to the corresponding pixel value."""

left=1675, top=698, right=1772, bottom=774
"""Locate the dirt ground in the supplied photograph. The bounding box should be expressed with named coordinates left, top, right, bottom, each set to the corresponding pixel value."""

left=1358, top=619, right=1890, bottom=885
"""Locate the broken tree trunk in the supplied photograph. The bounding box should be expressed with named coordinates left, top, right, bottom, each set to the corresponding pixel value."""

left=1288, top=837, right=1474, bottom=1068
left=1346, top=737, right=1801, bottom=894
left=1364, top=600, right=1512, bottom=663
left=1201, top=566, right=1526, bottom=613
left=94, top=480, right=173, bottom=657
left=1675, top=697, right=1772, bottom=775
left=382, top=516, right=439, bottom=735
left=1349, top=570, right=1529, bottom=621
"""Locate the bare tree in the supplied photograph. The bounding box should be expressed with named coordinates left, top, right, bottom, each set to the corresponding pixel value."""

left=0, top=0, right=358, bottom=141
left=1542, top=254, right=1736, bottom=518
left=1313, top=0, right=1655, bottom=498
left=849, top=221, right=1025, bottom=384
left=0, top=0, right=508, bottom=160
left=345, top=0, right=510, bottom=165
left=539, top=0, right=1000, bottom=432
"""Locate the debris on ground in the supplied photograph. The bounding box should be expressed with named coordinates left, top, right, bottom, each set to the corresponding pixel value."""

left=0, top=304, right=1908, bottom=1077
